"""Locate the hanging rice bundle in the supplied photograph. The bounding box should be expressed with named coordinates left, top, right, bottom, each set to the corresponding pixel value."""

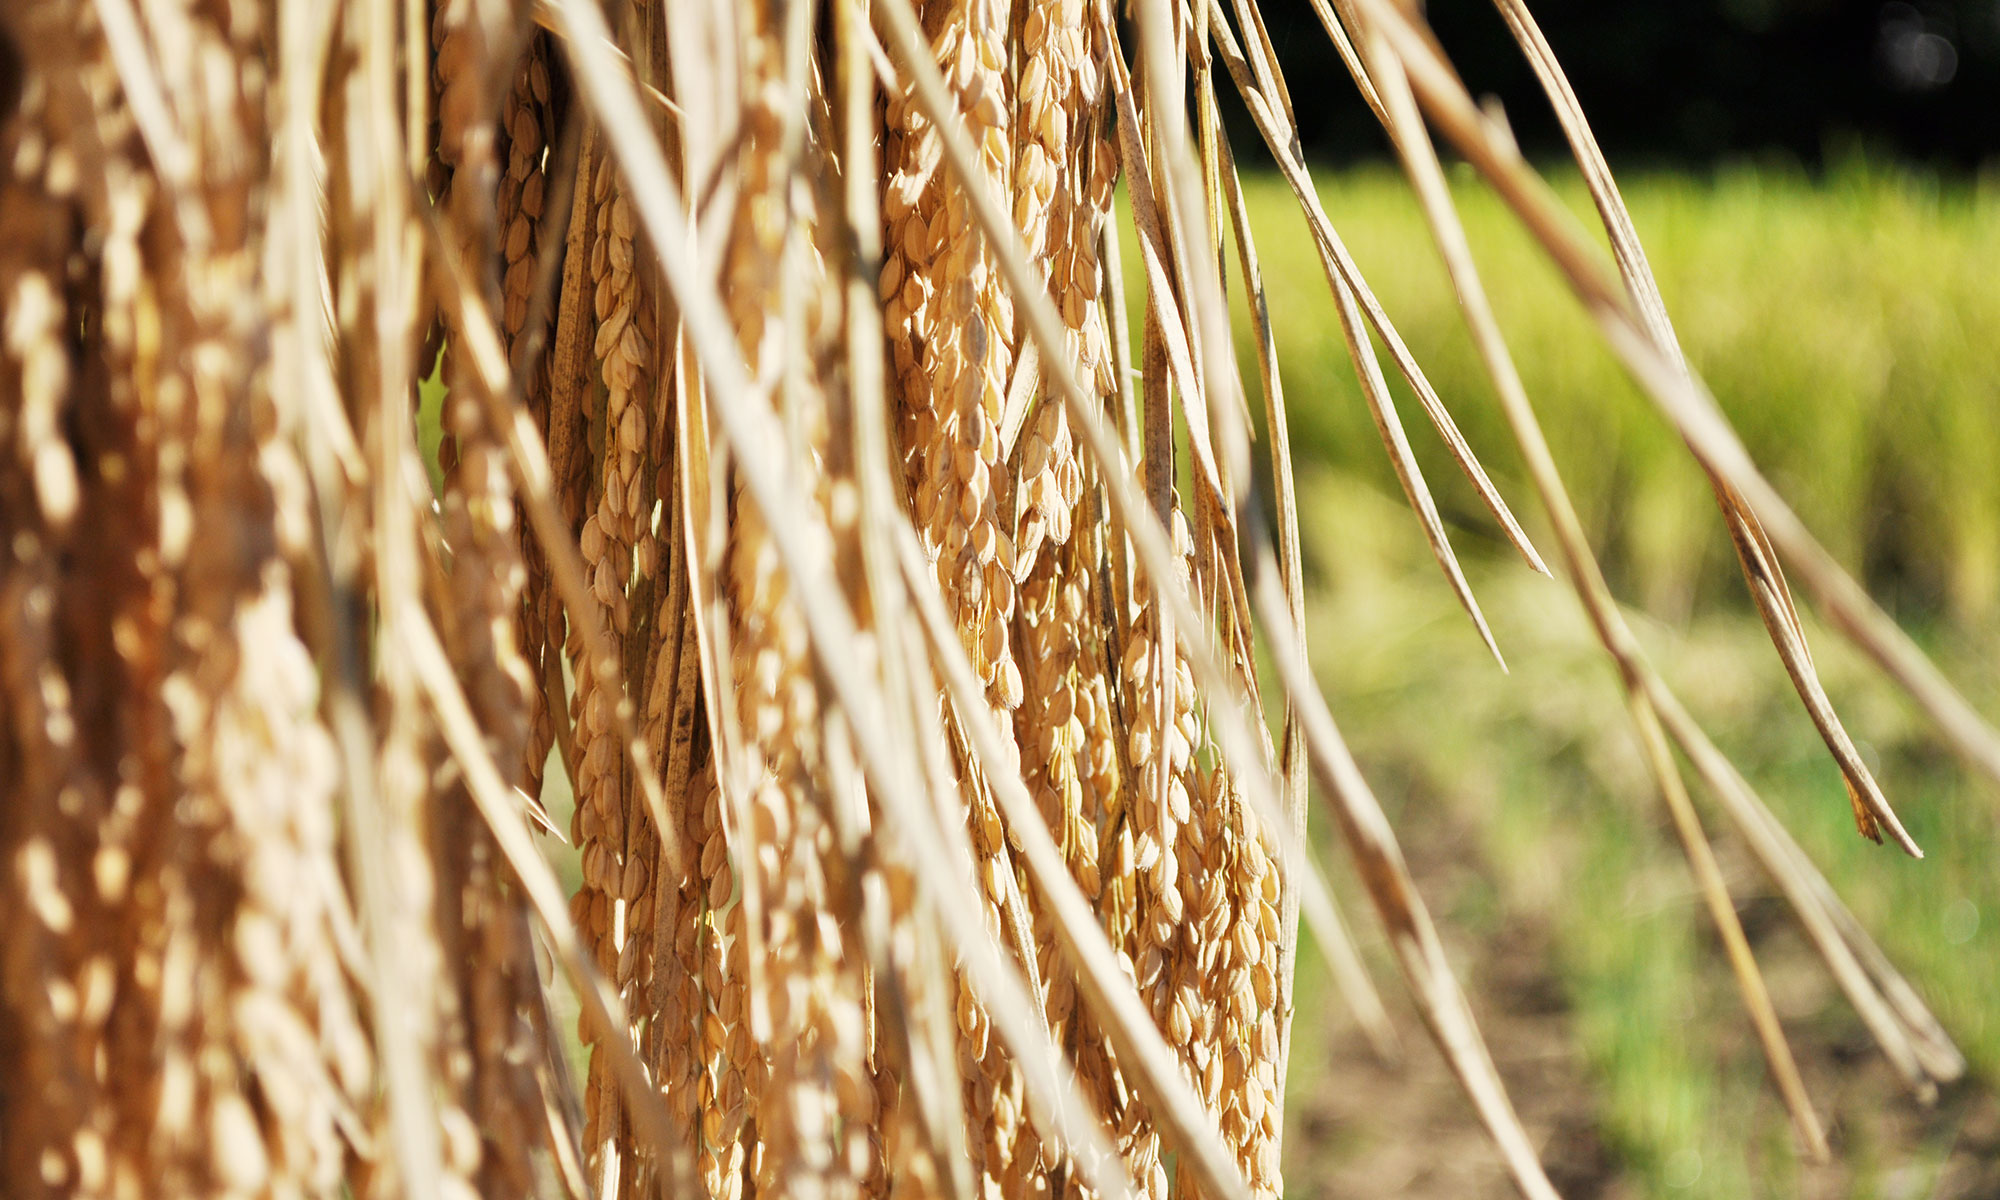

left=0, top=1, right=1986, bottom=1198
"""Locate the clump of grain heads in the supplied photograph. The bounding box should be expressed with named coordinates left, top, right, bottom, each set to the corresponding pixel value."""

left=1, top=7, right=369, bottom=1198
left=0, top=0, right=1989, bottom=1199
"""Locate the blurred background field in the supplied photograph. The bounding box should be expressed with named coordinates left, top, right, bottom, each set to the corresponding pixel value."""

left=1187, top=163, right=2000, bottom=1195
left=1223, top=161, right=2000, bottom=626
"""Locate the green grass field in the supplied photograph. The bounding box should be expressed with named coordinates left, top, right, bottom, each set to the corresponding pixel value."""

left=1201, top=160, right=2000, bottom=626
left=1222, top=163, right=2000, bottom=1196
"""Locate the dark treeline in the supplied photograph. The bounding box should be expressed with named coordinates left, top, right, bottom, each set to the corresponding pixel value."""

left=1236, top=0, right=2000, bottom=168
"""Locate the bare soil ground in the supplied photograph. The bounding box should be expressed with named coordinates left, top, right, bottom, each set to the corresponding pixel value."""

left=1281, top=806, right=2000, bottom=1198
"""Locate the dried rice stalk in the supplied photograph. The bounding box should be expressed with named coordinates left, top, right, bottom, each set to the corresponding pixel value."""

left=881, top=5, right=1066, bottom=1193
left=429, top=5, right=553, bottom=1194
left=568, top=144, right=657, bottom=1195
left=498, top=32, right=566, bottom=799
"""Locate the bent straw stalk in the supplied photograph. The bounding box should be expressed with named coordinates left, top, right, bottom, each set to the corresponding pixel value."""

left=0, top=0, right=1984, bottom=1198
